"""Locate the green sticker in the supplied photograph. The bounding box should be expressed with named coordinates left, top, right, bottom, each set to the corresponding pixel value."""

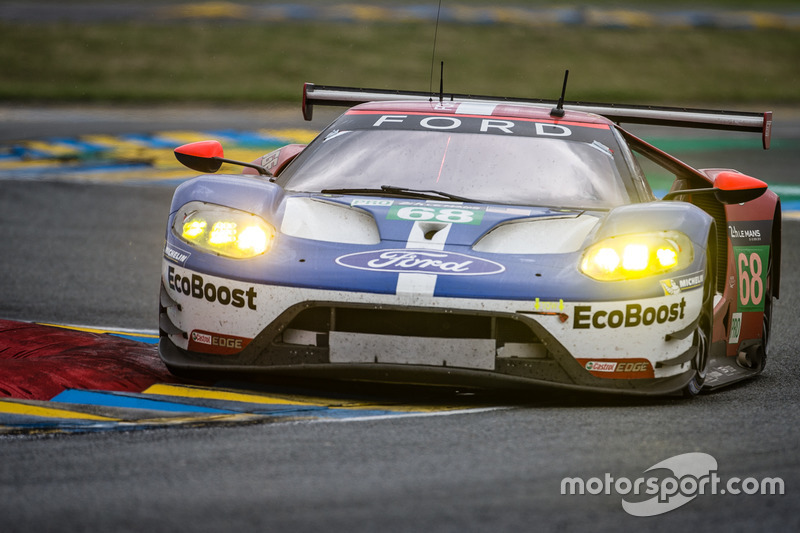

left=388, top=205, right=484, bottom=225
left=733, top=245, right=770, bottom=312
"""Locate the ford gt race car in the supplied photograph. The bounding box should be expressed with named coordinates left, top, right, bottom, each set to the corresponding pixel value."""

left=159, top=83, right=780, bottom=396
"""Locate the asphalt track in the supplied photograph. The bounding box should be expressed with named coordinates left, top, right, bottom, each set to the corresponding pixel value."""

left=1, top=106, right=800, bottom=531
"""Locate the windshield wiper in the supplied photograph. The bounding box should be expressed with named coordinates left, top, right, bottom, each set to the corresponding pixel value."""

left=319, top=185, right=479, bottom=203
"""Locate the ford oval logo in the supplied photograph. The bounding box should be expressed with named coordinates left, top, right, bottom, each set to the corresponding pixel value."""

left=336, top=249, right=506, bottom=276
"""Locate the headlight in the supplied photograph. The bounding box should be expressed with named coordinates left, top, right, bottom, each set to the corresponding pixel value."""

left=580, top=231, right=693, bottom=281
left=173, top=201, right=275, bottom=259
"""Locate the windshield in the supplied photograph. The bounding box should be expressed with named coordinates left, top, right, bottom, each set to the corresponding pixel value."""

left=278, top=111, right=633, bottom=208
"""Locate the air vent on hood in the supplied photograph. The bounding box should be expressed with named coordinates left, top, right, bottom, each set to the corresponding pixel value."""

left=473, top=215, right=599, bottom=254
left=281, top=197, right=381, bottom=244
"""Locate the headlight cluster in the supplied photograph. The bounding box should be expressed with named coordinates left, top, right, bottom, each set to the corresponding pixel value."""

left=173, top=201, right=275, bottom=259
left=580, top=231, right=693, bottom=281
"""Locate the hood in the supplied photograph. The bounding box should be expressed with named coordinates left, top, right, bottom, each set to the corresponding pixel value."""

left=280, top=195, right=600, bottom=254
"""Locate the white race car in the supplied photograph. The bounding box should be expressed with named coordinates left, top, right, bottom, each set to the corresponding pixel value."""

left=159, top=84, right=780, bottom=396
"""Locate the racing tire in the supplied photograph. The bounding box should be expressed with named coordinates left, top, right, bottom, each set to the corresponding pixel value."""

left=683, top=245, right=714, bottom=397
left=759, top=249, right=774, bottom=371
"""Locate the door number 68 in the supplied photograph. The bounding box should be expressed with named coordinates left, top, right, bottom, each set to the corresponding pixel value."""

left=738, top=251, right=763, bottom=307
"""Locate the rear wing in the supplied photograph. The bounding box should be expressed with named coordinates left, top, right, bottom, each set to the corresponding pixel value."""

left=302, top=83, right=773, bottom=149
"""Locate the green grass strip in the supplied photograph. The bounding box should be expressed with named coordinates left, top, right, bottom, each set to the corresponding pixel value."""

left=1, top=22, right=799, bottom=104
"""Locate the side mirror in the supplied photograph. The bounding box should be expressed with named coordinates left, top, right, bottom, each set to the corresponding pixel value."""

left=174, top=140, right=224, bottom=173
left=662, top=171, right=768, bottom=205
left=713, top=171, right=768, bottom=204
left=174, top=140, right=272, bottom=177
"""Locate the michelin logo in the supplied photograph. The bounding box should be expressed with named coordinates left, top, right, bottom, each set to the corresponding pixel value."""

left=661, top=272, right=704, bottom=295
left=164, top=244, right=191, bottom=265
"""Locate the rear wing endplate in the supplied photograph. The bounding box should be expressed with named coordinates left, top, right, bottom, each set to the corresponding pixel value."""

left=302, top=83, right=773, bottom=149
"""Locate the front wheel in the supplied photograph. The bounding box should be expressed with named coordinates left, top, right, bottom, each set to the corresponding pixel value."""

left=683, top=246, right=714, bottom=397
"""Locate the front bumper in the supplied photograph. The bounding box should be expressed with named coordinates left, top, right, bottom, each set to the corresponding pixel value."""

left=159, top=263, right=703, bottom=395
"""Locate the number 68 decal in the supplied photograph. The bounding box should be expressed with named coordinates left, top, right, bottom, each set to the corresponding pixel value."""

left=735, top=245, right=769, bottom=312
left=388, top=205, right=484, bottom=225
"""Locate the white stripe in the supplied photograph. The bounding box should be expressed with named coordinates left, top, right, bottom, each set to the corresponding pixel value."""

left=396, top=273, right=437, bottom=295
left=306, top=407, right=509, bottom=424
left=456, top=102, right=498, bottom=115
left=395, top=221, right=453, bottom=296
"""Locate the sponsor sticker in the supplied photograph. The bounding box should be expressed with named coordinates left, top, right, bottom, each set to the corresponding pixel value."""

left=336, top=249, right=505, bottom=276
left=360, top=112, right=610, bottom=139
left=728, top=221, right=770, bottom=245
left=164, top=243, right=191, bottom=266
left=579, top=358, right=654, bottom=379
left=191, top=331, right=212, bottom=345
left=167, top=266, right=258, bottom=310
left=585, top=361, right=617, bottom=372
left=573, top=298, right=686, bottom=330
left=660, top=271, right=704, bottom=296
left=351, top=199, right=394, bottom=207
left=729, top=312, right=743, bottom=344
left=189, top=330, right=251, bottom=355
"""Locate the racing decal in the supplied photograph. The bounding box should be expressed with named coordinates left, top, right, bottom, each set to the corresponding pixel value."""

left=164, top=243, right=192, bottom=266
left=577, top=358, right=655, bottom=379
left=166, top=265, right=257, bottom=310
left=260, top=151, right=280, bottom=171
left=729, top=312, right=743, bottom=344
left=728, top=221, right=770, bottom=245
left=734, top=245, right=769, bottom=312
left=341, top=110, right=611, bottom=141
left=189, top=330, right=252, bottom=355
left=373, top=114, right=573, bottom=137
left=534, top=298, right=565, bottom=312
left=351, top=199, right=393, bottom=207
left=388, top=205, right=484, bottom=225
left=728, top=221, right=771, bottom=312
left=660, top=271, right=704, bottom=295
left=573, top=298, right=686, bottom=329
left=336, top=249, right=505, bottom=276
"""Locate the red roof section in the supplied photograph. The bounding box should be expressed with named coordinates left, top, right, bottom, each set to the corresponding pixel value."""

left=349, top=100, right=615, bottom=127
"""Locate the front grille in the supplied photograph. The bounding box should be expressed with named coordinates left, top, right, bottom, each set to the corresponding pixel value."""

left=279, top=305, right=540, bottom=347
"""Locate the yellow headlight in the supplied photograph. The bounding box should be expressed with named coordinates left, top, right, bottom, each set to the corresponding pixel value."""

left=174, top=202, right=275, bottom=259
left=622, top=244, right=649, bottom=271
left=209, top=221, right=237, bottom=245
left=237, top=225, right=269, bottom=255
left=182, top=219, right=206, bottom=239
left=580, top=231, right=693, bottom=281
left=593, top=247, right=620, bottom=274
left=656, top=247, right=678, bottom=268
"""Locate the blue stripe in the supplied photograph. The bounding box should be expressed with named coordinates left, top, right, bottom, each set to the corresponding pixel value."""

left=107, top=333, right=160, bottom=344
left=206, top=129, right=289, bottom=146
left=51, top=390, right=235, bottom=414
left=119, top=133, right=180, bottom=149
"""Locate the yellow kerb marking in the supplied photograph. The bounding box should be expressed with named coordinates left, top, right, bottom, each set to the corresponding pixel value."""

left=0, top=400, right=118, bottom=421
left=37, top=323, right=159, bottom=340
left=144, top=384, right=317, bottom=406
